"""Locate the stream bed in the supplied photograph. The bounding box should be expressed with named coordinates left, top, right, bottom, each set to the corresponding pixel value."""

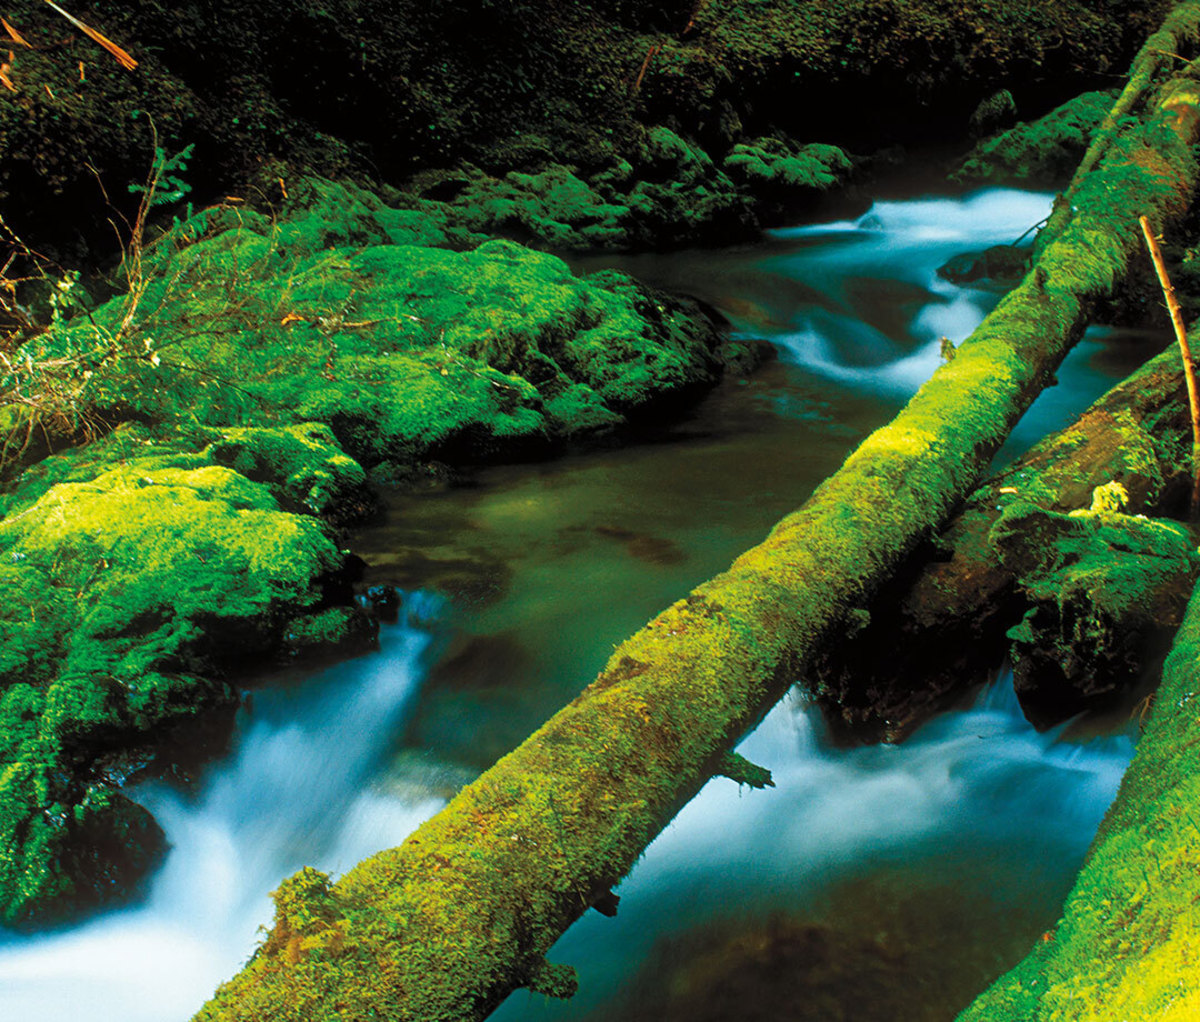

left=0, top=189, right=1161, bottom=1020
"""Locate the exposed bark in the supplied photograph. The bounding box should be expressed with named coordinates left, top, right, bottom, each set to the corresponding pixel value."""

left=811, top=342, right=1194, bottom=739
left=195, top=8, right=1200, bottom=1021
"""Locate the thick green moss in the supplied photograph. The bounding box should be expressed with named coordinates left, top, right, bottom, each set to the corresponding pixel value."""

left=993, top=496, right=1200, bottom=714
left=958, top=581, right=1200, bottom=1022
left=206, top=423, right=371, bottom=518
left=195, top=31, right=1200, bottom=1022
left=723, top=137, right=854, bottom=218
left=407, top=125, right=773, bottom=251
left=951, top=90, right=1116, bottom=185
left=32, top=185, right=724, bottom=469
left=0, top=422, right=371, bottom=926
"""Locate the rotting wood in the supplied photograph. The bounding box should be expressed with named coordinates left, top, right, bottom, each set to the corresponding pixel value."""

left=811, top=341, right=1194, bottom=739
left=195, top=7, right=1200, bottom=1021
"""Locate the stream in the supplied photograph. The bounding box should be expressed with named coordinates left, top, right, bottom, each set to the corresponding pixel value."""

left=0, top=188, right=1159, bottom=1020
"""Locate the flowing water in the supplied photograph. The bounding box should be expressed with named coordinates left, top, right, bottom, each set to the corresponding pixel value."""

left=0, top=189, right=1161, bottom=1020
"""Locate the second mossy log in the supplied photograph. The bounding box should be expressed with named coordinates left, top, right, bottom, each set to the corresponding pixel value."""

left=811, top=342, right=1196, bottom=737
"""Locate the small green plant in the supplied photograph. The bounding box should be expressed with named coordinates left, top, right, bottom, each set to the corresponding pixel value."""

left=0, top=125, right=211, bottom=470
left=128, top=114, right=194, bottom=209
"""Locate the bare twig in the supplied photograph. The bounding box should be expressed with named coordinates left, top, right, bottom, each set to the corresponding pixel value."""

left=631, top=42, right=661, bottom=95
left=1140, top=214, right=1200, bottom=517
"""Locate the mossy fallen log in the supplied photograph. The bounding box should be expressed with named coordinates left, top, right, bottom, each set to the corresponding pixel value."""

left=811, top=342, right=1194, bottom=738
left=196, top=10, right=1200, bottom=1020
left=957, top=578, right=1200, bottom=1022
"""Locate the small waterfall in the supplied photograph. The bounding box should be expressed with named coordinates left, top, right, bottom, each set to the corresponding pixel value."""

left=0, top=595, right=447, bottom=1022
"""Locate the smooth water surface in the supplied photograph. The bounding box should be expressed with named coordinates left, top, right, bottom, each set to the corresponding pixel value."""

left=0, top=189, right=1159, bottom=1021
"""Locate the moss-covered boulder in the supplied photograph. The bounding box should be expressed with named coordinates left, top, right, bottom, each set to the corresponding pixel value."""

left=406, top=125, right=762, bottom=251
left=722, top=137, right=854, bottom=217
left=950, top=90, right=1116, bottom=185
left=991, top=488, right=1200, bottom=721
left=0, top=423, right=371, bottom=926
left=31, top=183, right=725, bottom=472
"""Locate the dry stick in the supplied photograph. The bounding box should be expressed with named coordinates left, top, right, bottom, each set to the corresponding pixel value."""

left=631, top=41, right=660, bottom=94
left=39, top=0, right=137, bottom=70
left=1140, top=214, right=1200, bottom=516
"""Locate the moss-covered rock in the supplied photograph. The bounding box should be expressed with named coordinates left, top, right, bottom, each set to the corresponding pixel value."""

left=991, top=492, right=1200, bottom=721
left=0, top=423, right=373, bottom=926
left=722, top=137, right=854, bottom=217
left=951, top=90, right=1116, bottom=185
left=406, top=125, right=765, bottom=251
left=29, top=183, right=725, bottom=470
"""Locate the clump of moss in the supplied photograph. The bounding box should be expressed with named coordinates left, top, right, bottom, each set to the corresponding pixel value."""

left=206, top=422, right=372, bottom=519
left=34, top=182, right=725, bottom=472
left=407, top=125, right=769, bottom=251
left=273, top=177, right=487, bottom=255
left=0, top=422, right=372, bottom=926
left=951, top=90, right=1117, bottom=185
left=723, top=137, right=854, bottom=217
left=991, top=493, right=1200, bottom=720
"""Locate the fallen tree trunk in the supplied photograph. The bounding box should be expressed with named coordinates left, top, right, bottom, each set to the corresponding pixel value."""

left=956, top=576, right=1200, bottom=1022
left=196, top=9, right=1200, bottom=1021
left=811, top=341, right=1194, bottom=738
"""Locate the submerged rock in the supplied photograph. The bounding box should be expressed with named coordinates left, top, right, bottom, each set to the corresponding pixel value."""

left=937, top=244, right=1030, bottom=286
